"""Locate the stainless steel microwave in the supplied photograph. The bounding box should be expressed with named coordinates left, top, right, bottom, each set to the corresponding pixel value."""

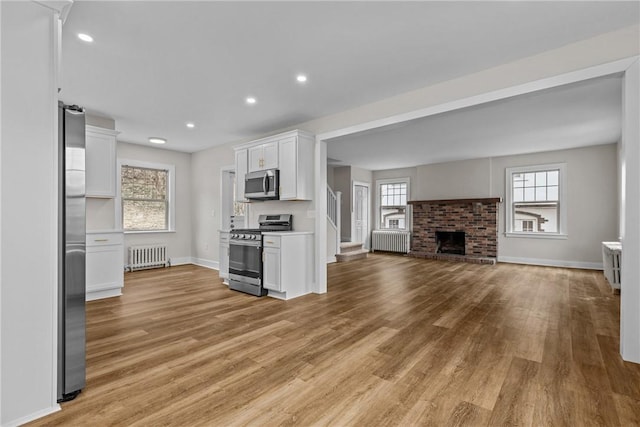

left=245, top=169, right=279, bottom=200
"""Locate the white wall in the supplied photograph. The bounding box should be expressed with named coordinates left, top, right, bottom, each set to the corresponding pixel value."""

left=371, top=145, right=618, bottom=268
left=620, top=59, right=640, bottom=363
left=190, top=143, right=235, bottom=267
left=117, top=142, right=193, bottom=266
left=415, top=158, right=492, bottom=200
left=1, top=2, right=60, bottom=424
left=493, top=144, right=618, bottom=268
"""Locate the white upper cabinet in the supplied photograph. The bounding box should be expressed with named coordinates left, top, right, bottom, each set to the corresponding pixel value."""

left=234, top=130, right=314, bottom=202
left=86, top=126, right=119, bottom=198
left=248, top=141, right=278, bottom=172
left=278, top=134, right=314, bottom=200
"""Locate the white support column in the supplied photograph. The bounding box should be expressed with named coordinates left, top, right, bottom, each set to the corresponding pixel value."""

left=620, top=58, right=640, bottom=363
left=315, top=137, right=327, bottom=294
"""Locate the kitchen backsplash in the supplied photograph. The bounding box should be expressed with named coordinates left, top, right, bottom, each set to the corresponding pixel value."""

left=246, top=200, right=314, bottom=232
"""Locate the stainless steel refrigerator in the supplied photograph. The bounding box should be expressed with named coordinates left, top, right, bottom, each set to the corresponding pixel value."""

left=57, top=102, right=86, bottom=402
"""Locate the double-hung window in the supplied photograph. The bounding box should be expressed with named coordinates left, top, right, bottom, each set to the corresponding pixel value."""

left=119, top=160, right=175, bottom=232
left=505, top=163, right=567, bottom=238
left=377, top=178, right=410, bottom=230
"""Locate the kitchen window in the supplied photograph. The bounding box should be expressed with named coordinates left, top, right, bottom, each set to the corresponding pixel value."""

left=505, top=163, right=567, bottom=238
left=118, top=160, right=175, bottom=232
left=376, top=178, right=410, bottom=230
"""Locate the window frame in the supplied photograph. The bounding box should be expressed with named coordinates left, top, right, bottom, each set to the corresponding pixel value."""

left=117, top=159, right=176, bottom=234
left=375, top=177, right=411, bottom=231
left=505, top=163, right=567, bottom=239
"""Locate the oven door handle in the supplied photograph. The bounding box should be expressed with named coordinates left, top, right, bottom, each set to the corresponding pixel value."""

left=230, top=240, right=262, bottom=248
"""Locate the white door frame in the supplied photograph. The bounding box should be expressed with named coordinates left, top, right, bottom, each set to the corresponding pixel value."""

left=351, top=181, right=370, bottom=249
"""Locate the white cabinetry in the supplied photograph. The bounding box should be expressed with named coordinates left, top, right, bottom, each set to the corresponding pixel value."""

left=235, top=149, right=248, bottom=203
left=219, top=231, right=230, bottom=284
left=248, top=141, right=278, bottom=172
left=262, top=232, right=313, bottom=300
left=234, top=130, right=314, bottom=201
left=86, top=126, right=119, bottom=198
left=86, top=231, right=124, bottom=301
left=278, top=134, right=314, bottom=200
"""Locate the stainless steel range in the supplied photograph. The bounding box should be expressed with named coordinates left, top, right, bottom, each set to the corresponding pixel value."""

left=229, top=214, right=292, bottom=296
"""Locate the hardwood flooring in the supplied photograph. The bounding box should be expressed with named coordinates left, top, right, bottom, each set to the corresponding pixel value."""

left=30, top=254, right=640, bottom=426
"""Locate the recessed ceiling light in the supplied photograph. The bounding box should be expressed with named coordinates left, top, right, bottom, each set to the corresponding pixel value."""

left=246, top=97, right=257, bottom=105
left=296, top=74, right=307, bottom=83
left=186, top=122, right=195, bottom=128
left=148, top=137, right=166, bottom=144
left=78, top=33, right=93, bottom=43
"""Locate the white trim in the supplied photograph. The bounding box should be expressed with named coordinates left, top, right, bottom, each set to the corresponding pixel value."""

left=116, top=159, right=176, bottom=232
left=327, top=256, right=337, bottom=264
left=50, top=12, right=61, bottom=414
left=220, top=165, right=235, bottom=231
left=505, top=232, right=568, bottom=240
left=2, top=405, right=61, bottom=427
left=498, top=256, right=602, bottom=270
left=86, top=288, right=122, bottom=302
left=374, top=177, right=411, bottom=232
left=315, top=137, right=328, bottom=294
left=191, top=258, right=219, bottom=270
left=124, top=230, right=176, bottom=235
left=317, top=57, right=638, bottom=143
left=169, top=257, right=192, bottom=266
left=505, top=163, right=567, bottom=237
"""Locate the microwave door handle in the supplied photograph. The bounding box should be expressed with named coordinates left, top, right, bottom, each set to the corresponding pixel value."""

left=263, top=174, right=268, bottom=194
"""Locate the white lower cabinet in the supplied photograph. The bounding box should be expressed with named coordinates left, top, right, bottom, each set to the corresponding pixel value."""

left=219, top=231, right=230, bottom=284
left=86, top=231, right=124, bottom=301
left=262, top=232, right=313, bottom=300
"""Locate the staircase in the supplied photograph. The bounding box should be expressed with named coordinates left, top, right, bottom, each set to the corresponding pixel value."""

left=336, top=241, right=368, bottom=262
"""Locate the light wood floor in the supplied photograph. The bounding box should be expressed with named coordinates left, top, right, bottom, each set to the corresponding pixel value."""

left=30, top=254, right=640, bottom=426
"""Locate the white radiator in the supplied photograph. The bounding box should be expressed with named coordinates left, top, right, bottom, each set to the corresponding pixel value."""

left=602, top=242, right=621, bottom=291
left=371, top=230, right=411, bottom=254
left=128, top=245, right=169, bottom=271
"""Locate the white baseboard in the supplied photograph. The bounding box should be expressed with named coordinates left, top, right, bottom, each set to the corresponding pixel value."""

left=86, top=287, right=122, bottom=301
left=169, top=257, right=193, bottom=266
left=192, top=257, right=219, bottom=270
left=327, top=256, right=337, bottom=264
left=4, top=404, right=60, bottom=427
left=497, top=256, right=603, bottom=270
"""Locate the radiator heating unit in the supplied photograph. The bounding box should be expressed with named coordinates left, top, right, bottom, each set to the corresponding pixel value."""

left=128, top=245, right=169, bottom=271
left=371, top=230, right=411, bottom=254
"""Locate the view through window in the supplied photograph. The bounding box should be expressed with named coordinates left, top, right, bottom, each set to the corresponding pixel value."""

left=379, top=182, right=407, bottom=229
left=510, top=168, right=560, bottom=233
left=121, top=165, right=169, bottom=231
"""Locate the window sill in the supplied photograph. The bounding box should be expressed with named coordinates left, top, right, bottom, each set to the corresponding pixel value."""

left=124, top=230, right=176, bottom=235
left=505, top=232, right=568, bottom=240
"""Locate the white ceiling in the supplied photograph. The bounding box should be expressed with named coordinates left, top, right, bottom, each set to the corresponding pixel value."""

left=327, top=75, right=623, bottom=170
left=60, top=1, right=638, bottom=156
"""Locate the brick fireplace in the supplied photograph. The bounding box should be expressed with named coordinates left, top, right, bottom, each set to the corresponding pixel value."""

left=409, top=198, right=500, bottom=264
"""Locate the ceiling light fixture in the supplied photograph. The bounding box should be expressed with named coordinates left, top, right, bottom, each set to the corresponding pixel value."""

left=246, top=97, right=257, bottom=105
left=78, top=33, right=94, bottom=43
left=148, top=137, right=167, bottom=144
left=296, top=74, right=307, bottom=83
left=186, top=122, right=195, bottom=128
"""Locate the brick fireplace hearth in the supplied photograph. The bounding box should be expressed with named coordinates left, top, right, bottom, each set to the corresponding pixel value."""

left=408, top=198, right=500, bottom=264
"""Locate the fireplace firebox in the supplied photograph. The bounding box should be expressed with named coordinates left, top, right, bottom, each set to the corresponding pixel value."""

left=435, top=231, right=465, bottom=255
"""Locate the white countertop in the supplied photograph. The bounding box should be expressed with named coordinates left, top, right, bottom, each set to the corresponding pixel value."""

left=87, top=229, right=124, bottom=234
